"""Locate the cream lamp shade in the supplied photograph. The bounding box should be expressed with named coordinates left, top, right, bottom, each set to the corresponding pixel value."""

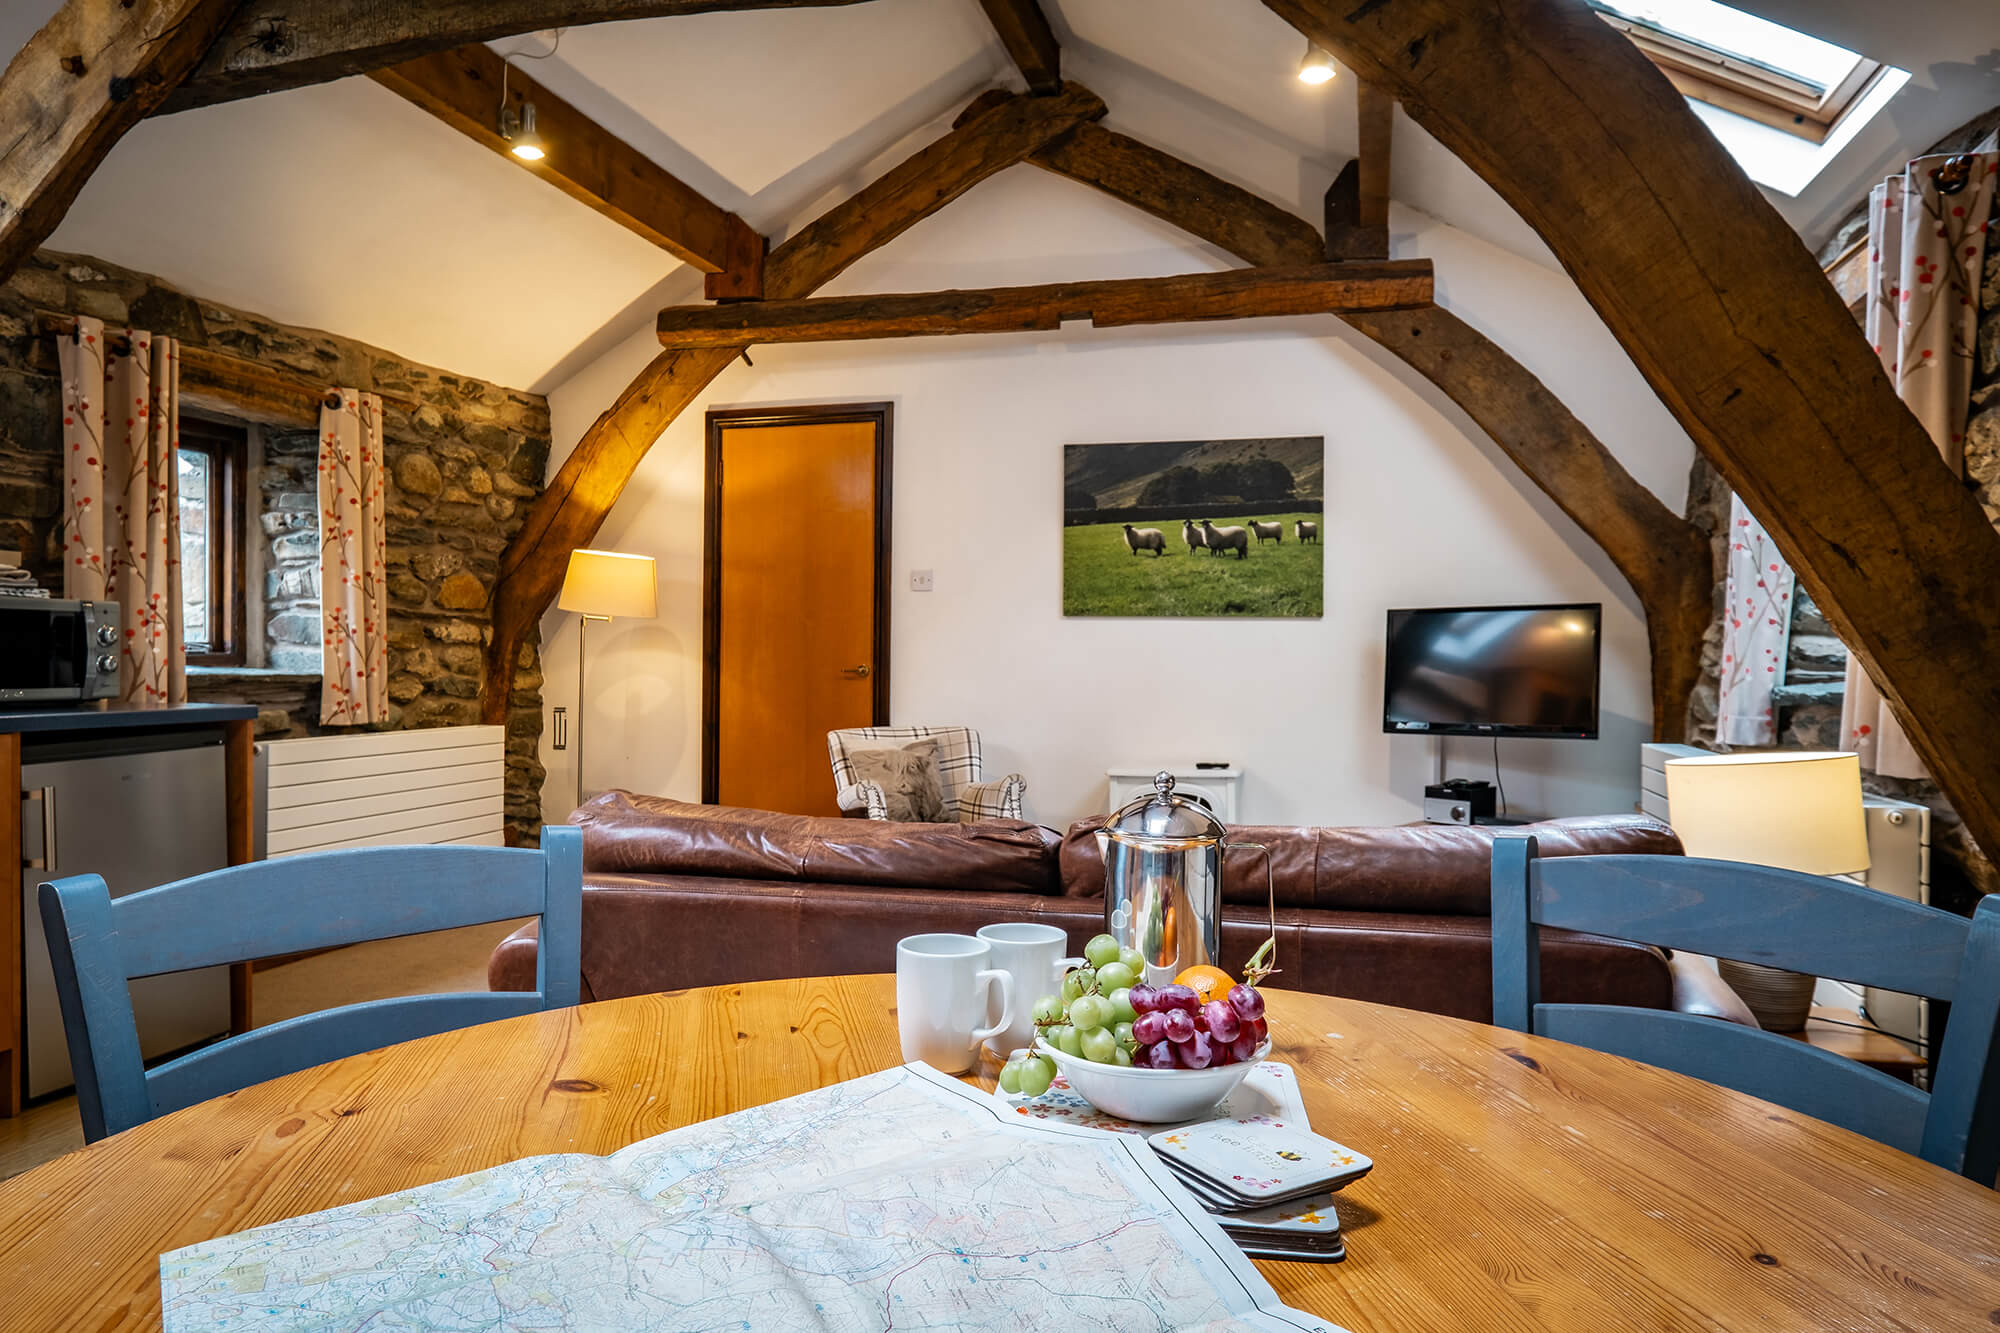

left=558, top=549, right=657, bottom=619
left=1663, top=751, right=1870, bottom=875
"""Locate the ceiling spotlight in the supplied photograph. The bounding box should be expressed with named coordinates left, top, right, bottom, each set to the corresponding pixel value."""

left=1298, top=42, right=1337, bottom=85
left=502, top=101, right=546, bottom=161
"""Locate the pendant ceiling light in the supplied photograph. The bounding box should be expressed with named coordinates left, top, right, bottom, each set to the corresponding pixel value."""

left=1298, top=42, right=1337, bottom=85
left=496, top=31, right=564, bottom=163
left=504, top=101, right=546, bottom=161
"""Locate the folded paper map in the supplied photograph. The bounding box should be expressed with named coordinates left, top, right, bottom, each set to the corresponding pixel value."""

left=160, top=1063, right=1349, bottom=1332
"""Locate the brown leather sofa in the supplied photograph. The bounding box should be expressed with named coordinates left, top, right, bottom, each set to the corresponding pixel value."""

left=492, top=791, right=1727, bottom=1024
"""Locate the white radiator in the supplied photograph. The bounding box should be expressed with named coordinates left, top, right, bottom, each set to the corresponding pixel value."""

left=261, top=725, right=506, bottom=857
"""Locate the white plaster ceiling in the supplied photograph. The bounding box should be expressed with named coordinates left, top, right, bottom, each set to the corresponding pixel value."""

left=520, top=1, right=1003, bottom=208
left=8, top=0, right=1997, bottom=395
left=46, top=76, right=680, bottom=394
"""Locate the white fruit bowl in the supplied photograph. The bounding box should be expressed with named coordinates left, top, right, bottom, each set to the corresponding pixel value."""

left=1033, top=1037, right=1272, bottom=1123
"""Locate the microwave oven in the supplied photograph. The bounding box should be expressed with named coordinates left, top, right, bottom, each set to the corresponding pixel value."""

left=0, top=599, right=121, bottom=705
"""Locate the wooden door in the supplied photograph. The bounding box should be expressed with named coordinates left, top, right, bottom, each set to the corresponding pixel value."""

left=705, top=407, right=890, bottom=815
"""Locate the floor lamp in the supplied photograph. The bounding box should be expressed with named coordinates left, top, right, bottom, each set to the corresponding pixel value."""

left=1663, top=750, right=1871, bottom=1031
left=558, top=549, right=658, bottom=808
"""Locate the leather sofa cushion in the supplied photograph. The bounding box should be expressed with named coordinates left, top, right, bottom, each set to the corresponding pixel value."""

left=573, top=790, right=1063, bottom=895
left=489, top=872, right=1673, bottom=1024
left=1059, top=812, right=1681, bottom=914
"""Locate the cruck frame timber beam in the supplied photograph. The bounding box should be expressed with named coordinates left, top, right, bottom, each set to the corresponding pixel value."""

left=1265, top=0, right=2000, bottom=865
left=654, top=261, right=1435, bottom=349
left=479, top=82, right=1111, bottom=721
left=0, top=0, right=243, bottom=286
left=164, top=1, right=884, bottom=112
left=1028, top=121, right=1710, bottom=743
left=371, top=44, right=765, bottom=296
left=977, top=0, right=1062, bottom=96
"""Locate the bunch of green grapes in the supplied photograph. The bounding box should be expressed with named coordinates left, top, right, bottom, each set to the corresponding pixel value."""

left=998, top=933, right=1144, bottom=1094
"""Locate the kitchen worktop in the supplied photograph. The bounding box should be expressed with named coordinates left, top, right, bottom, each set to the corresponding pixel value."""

left=0, top=703, right=257, bottom=735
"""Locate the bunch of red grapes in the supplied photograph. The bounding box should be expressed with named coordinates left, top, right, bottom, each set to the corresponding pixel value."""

left=1129, top=981, right=1267, bottom=1069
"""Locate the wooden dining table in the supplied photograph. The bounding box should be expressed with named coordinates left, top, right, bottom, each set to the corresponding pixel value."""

left=0, top=973, right=1995, bottom=1330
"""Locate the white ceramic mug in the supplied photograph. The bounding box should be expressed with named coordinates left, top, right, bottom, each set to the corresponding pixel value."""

left=895, top=934, right=1015, bottom=1074
left=976, top=922, right=1086, bottom=1057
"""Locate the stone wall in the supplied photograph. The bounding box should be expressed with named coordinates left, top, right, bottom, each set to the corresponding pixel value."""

left=0, top=250, right=550, bottom=846
left=1681, top=243, right=2000, bottom=914
left=260, top=428, right=322, bottom=672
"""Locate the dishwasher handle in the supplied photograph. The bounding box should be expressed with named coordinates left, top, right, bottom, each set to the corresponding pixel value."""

left=21, top=786, right=54, bottom=873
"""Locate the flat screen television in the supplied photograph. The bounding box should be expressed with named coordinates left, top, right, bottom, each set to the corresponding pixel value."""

left=1383, top=603, right=1601, bottom=739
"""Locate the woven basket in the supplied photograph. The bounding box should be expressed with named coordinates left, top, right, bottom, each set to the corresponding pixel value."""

left=1716, top=960, right=1815, bottom=1032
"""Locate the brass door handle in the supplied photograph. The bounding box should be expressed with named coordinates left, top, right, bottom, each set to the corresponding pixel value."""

left=844, top=665, right=871, bottom=678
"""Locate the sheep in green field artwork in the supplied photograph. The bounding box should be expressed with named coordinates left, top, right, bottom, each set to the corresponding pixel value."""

left=1061, top=436, right=1324, bottom=619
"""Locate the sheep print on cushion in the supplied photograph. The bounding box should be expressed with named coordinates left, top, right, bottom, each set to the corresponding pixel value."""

left=846, top=741, right=948, bottom=822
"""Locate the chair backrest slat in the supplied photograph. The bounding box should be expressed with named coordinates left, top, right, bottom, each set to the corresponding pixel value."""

left=40, top=825, right=583, bottom=1141
left=1492, top=833, right=2000, bottom=1182
left=1537, top=1004, right=1931, bottom=1156
left=1534, top=854, right=1969, bottom=998
left=145, top=992, right=545, bottom=1121
left=1921, top=904, right=2000, bottom=1181
left=112, top=845, right=551, bottom=980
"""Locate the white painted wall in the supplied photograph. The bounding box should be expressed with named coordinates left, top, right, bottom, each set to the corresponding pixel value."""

left=536, top=162, right=1698, bottom=831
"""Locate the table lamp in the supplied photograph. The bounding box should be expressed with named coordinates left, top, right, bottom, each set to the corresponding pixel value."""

left=558, top=549, right=657, bottom=807
left=1663, top=751, right=1870, bottom=1032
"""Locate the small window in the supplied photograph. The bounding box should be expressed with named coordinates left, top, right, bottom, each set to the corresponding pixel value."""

left=177, top=417, right=247, bottom=666
left=1591, top=0, right=1886, bottom=144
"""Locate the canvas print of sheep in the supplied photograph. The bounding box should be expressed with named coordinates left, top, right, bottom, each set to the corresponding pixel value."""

left=1063, top=437, right=1324, bottom=618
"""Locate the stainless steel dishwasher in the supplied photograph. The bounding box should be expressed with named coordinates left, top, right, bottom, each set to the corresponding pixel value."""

left=19, top=731, right=248, bottom=1099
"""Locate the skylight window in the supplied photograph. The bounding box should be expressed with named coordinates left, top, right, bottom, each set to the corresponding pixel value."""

left=1591, top=0, right=1886, bottom=145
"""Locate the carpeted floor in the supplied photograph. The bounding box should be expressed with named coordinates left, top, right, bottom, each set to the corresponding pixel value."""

left=0, top=917, right=530, bottom=1181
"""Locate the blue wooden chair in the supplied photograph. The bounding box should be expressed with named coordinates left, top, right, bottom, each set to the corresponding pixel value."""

left=39, top=826, right=583, bottom=1142
left=1492, top=834, right=2000, bottom=1182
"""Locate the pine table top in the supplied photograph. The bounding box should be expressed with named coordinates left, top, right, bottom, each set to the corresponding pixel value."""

left=0, top=974, right=1992, bottom=1330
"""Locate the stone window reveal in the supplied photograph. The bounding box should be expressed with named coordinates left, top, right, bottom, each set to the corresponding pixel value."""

left=177, top=414, right=248, bottom=666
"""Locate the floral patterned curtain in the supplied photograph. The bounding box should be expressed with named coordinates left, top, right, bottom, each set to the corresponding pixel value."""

left=1715, top=494, right=1793, bottom=746
left=318, top=391, right=387, bottom=725
left=56, top=316, right=185, bottom=707
left=1839, top=148, right=1999, bottom=777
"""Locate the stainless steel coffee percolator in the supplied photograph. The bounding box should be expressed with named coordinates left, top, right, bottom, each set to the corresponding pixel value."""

left=1100, top=772, right=1270, bottom=988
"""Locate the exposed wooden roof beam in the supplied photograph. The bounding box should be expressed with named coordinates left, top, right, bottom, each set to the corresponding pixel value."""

left=0, top=0, right=243, bottom=287
left=370, top=44, right=764, bottom=294
left=976, top=0, right=1061, bottom=95
left=163, top=0, right=883, bottom=113
left=1025, top=121, right=1710, bottom=742
left=1324, top=79, right=1392, bottom=261
left=35, top=313, right=422, bottom=426
left=1028, top=123, right=1325, bottom=268
left=481, top=83, right=1109, bottom=722
left=655, top=262, right=1432, bottom=348
left=1265, top=0, right=2000, bottom=864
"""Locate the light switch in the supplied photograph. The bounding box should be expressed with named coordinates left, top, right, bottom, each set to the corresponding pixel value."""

left=910, top=569, right=934, bottom=592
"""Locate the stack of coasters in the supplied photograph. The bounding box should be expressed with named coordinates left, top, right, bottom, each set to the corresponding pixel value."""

left=1148, top=1120, right=1373, bottom=1263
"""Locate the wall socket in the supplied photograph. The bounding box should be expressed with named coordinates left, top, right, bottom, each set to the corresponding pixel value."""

left=552, top=706, right=568, bottom=750
left=910, top=569, right=934, bottom=592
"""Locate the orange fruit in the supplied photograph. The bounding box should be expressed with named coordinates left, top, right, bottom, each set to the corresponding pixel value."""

left=1175, top=964, right=1237, bottom=1005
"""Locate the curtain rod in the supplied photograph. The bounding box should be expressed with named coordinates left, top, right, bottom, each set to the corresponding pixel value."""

left=35, top=313, right=419, bottom=414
